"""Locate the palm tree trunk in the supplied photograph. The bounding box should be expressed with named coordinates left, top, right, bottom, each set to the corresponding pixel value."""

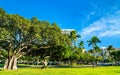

left=92, top=45, right=95, bottom=68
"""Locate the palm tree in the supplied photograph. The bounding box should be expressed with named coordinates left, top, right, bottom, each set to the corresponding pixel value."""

left=87, top=36, right=101, bottom=68
left=69, top=30, right=81, bottom=47
left=87, top=36, right=101, bottom=56
left=78, top=41, right=85, bottom=53
left=87, top=36, right=101, bottom=49
left=107, top=45, right=115, bottom=62
left=79, top=41, right=84, bottom=49
left=107, top=45, right=114, bottom=54
left=69, top=30, right=81, bottom=66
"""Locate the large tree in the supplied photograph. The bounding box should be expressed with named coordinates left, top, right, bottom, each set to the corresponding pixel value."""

left=0, top=9, right=43, bottom=70
left=0, top=8, right=72, bottom=70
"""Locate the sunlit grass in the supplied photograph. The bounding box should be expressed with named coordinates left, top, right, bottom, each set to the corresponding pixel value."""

left=0, top=66, right=120, bottom=75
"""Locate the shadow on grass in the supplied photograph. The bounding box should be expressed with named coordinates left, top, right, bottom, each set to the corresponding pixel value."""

left=0, top=69, right=2, bottom=71
left=115, top=71, right=120, bottom=73
left=48, top=65, right=94, bottom=68
left=18, top=65, right=31, bottom=68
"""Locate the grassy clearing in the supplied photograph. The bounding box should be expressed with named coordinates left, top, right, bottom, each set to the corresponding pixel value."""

left=0, top=66, right=120, bottom=75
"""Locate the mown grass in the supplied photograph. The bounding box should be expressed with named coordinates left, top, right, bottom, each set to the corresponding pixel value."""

left=0, top=66, right=120, bottom=75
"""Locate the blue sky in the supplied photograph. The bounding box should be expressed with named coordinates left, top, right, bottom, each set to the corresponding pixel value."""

left=0, top=0, right=120, bottom=50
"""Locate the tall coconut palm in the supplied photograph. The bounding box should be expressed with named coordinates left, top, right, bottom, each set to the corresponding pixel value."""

left=87, top=36, right=101, bottom=67
left=87, top=36, right=101, bottom=49
left=69, top=30, right=81, bottom=66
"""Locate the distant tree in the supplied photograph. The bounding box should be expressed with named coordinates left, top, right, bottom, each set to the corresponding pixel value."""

left=111, top=50, right=120, bottom=63
left=107, top=45, right=115, bottom=55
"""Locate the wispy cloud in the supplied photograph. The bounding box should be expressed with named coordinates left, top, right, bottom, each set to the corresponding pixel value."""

left=86, top=11, right=96, bottom=20
left=80, top=10, right=120, bottom=38
left=81, top=0, right=119, bottom=28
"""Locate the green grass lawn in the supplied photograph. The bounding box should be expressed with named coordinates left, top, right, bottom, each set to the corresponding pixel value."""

left=0, top=66, right=120, bottom=75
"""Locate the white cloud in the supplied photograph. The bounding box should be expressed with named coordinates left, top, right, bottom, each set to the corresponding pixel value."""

left=80, top=10, right=120, bottom=38
left=99, top=30, right=120, bottom=37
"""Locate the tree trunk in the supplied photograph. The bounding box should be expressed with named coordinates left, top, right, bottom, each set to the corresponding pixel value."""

left=4, top=56, right=17, bottom=70
left=95, top=61, right=98, bottom=67
left=42, top=59, right=48, bottom=69
left=92, top=60, right=95, bottom=68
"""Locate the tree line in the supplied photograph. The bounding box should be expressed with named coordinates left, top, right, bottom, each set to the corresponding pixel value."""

left=0, top=8, right=120, bottom=70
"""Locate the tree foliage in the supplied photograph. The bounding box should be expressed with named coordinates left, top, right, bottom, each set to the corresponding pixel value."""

left=0, top=8, right=72, bottom=70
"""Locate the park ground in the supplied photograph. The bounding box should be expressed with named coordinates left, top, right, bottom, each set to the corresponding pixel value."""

left=0, top=66, right=120, bottom=75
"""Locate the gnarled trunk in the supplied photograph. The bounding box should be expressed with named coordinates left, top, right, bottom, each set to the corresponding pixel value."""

left=4, top=56, right=17, bottom=70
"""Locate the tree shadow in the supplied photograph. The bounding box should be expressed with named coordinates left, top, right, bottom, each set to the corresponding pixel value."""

left=115, top=71, right=120, bottom=73
left=116, top=72, right=120, bottom=73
